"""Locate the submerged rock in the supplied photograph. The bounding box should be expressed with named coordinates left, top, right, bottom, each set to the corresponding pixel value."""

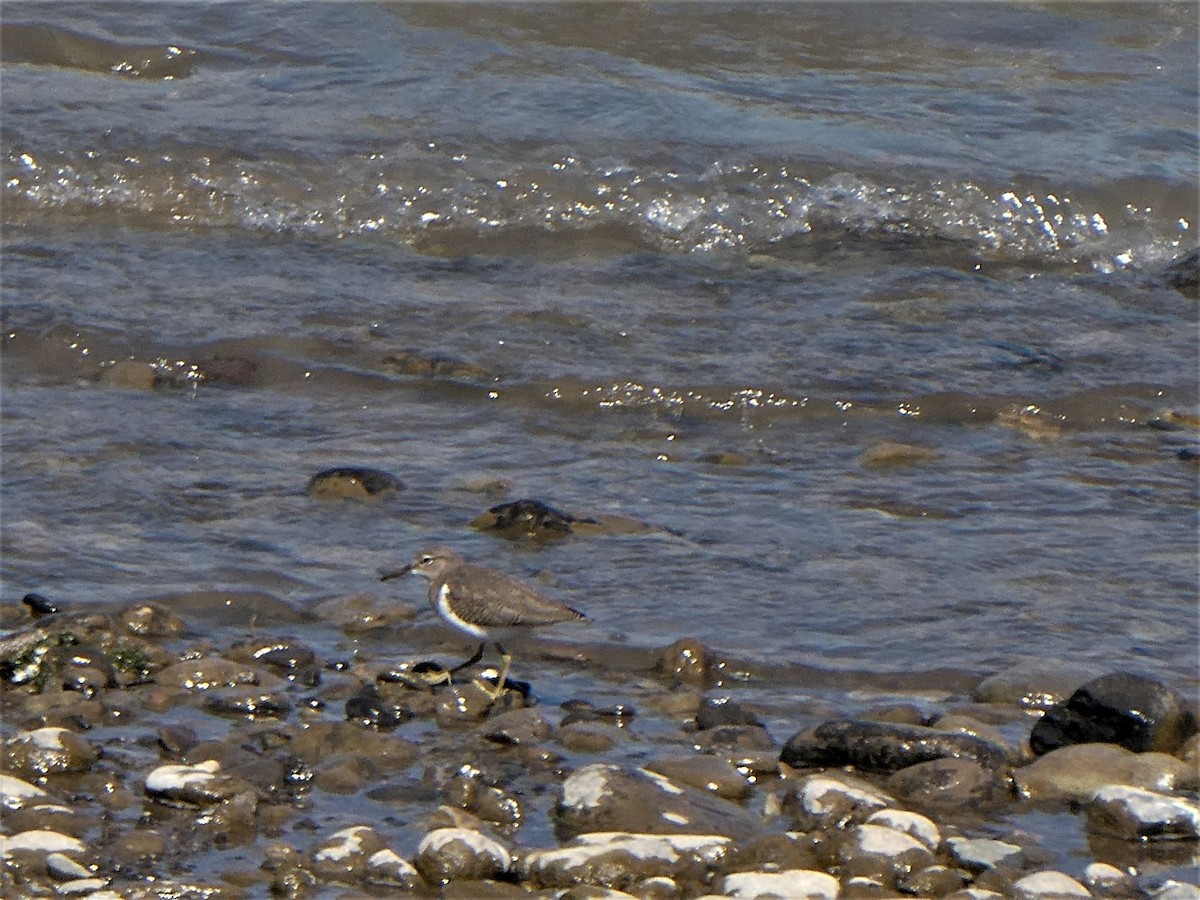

left=1029, top=672, right=1194, bottom=755
left=780, top=718, right=1011, bottom=774
left=470, top=498, right=583, bottom=540
left=307, top=466, right=404, bottom=500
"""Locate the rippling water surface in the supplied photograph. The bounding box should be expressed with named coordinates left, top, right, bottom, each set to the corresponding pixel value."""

left=3, top=3, right=1197, bottom=695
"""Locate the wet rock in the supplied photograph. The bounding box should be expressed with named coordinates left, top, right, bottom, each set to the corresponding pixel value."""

left=1082, top=862, right=1136, bottom=897
left=0, top=773, right=49, bottom=808
left=835, top=823, right=937, bottom=884
left=642, top=755, right=751, bottom=801
left=886, top=757, right=1010, bottom=810
left=656, top=638, right=710, bottom=687
left=435, top=682, right=498, bottom=726
left=947, top=836, right=1024, bottom=873
left=229, top=638, right=320, bottom=685
left=156, top=655, right=268, bottom=690
left=203, top=687, right=293, bottom=720
left=470, top=498, right=584, bottom=540
left=482, top=706, right=553, bottom=745
left=698, top=450, right=750, bottom=466
left=313, top=592, right=420, bottom=631
left=0, top=828, right=87, bottom=860
left=859, top=441, right=941, bottom=466
left=899, top=864, right=971, bottom=896
left=557, top=763, right=763, bottom=840
left=112, top=829, right=166, bottom=867
left=695, top=696, right=762, bottom=730
left=865, top=809, right=941, bottom=851
left=1151, top=882, right=1200, bottom=900
left=1161, top=247, right=1200, bottom=298
left=307, top=466, right=404, bottom=500
left=1012, top=870, right=1091, bottom=898
left=1014, top=743, right=1197, bottom=801
left=1030, top=672, right=1194, bottom=755
left=784, top=772, right=894, bottom=831
left=312, top=753, right=379, bottom=794
left=560, top=721, right=621, bottom=754
left=22, top=592, right=60, bottom=618
left=382, top=348, right=489, bottom=379
left=722, top=832, right=820, bottom=874
left=309, top=825, right=387, bottom=881
left=290, top=722, right=419, bottom=774
left=144, top=759, right=257, bottom=808
left=972, top=663, right=1101, bottom=709
left=365, top=847, right=421, bottom=889
left=1087, top=785, right=1200, bottom=841
left=119, top=602, right=185, bottom=638
left=414, top=827, right=512, bottom=885
left=151, top=589, right=315, bottom=627
left=445, top=767, right=523, bottom=828
left=46, top=850, right=94, bottom=880
left=695, top=723, right=775, bottom=753
left=780, top=718, right=1011, bottom=773
left=3, top=726, right=98, bottom=777
left=345, top=682, right=414, bottom=729
left=521, top=832, right=729, bottom=890
left=720, top=869, right=840, bottom=899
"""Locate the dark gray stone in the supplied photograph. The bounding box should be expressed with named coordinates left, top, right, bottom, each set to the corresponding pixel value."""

left=781, top=719, right=1012, bottom=774
left=1029, top=672, right=1195, bottom=755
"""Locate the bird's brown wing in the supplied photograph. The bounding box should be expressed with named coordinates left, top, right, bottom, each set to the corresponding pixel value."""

left=452, top=565, right=587, bottom=628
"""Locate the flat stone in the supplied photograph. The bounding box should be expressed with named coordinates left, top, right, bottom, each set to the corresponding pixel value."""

left=521, top=832, right=730, bottom=890
left=557, top=763, right=763, bottom=840
left=781, top=718, right=1011, bottom=773
left=721, top=869, right=840, bottom=899
left=946, top=836, right=1023, bottom=873
left=0, top=829, right=86, bottom=859
left=1082, top=862, right=1135, bottom=895
left=310, top=825, right=386, bottom=880
left=642, top=755, right=751, bottom=801
left=1012, top=870, right=1090, bottom=898
left=0, top=773, right=49, bottom=809
left=1087, top=785, right=1200, bottom=841
left=1014, top=743, right=1197, bottom=802
left=865, top=809, right=941, bottom=851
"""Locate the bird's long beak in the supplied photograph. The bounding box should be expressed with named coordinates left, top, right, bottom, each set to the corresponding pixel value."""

left=380, top=564, right=414, bottom=582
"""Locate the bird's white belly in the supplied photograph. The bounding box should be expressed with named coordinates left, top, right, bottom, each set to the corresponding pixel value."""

left=435, top=583, right=488, bottom=639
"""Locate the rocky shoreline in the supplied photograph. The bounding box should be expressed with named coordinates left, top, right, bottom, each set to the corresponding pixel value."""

left=1, top=587, right=1197, bottom=900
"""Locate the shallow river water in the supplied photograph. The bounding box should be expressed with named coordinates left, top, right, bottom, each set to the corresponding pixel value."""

left=1, top=2, right=1198, bottom=891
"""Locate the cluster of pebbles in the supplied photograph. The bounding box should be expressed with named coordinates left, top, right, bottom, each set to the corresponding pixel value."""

left=1, top=473, right=1197, bottom=899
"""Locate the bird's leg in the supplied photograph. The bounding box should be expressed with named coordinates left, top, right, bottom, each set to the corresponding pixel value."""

left=475, top=641, right=512, bottom=701
left=449, top=642, right=486, bottom=679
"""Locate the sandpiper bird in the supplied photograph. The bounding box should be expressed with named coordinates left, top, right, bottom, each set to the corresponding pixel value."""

left=381, top=546, right=588, bottom=697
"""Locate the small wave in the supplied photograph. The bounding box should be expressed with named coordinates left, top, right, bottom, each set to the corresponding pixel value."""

left=0, top=23, right=196, bottom=79
left=2, top=141, right=1191, bottom=272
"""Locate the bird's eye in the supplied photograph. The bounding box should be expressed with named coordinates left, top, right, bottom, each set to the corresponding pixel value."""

left=421, top=555, right=434, bottom=564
